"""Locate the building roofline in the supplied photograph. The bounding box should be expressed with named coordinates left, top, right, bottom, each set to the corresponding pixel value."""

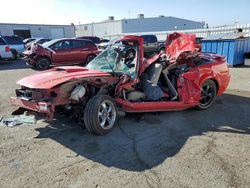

left=0, top=22, right=74, bottom=27
left=77, top=16, right=204, bottom=26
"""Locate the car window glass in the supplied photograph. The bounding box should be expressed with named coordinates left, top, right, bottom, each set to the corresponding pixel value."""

left=72, top=40, right=86, bottom=48
left=2, top=36, right=23, bottom=45
left=0, top=38, right=6, bottom=45
left=52, top=40, right=72, bottom=50
left=150, top=36, right=157, bottom=43
left=63, top=40, right=71, bottom=49
left=93, top=38, right=100, bottom=44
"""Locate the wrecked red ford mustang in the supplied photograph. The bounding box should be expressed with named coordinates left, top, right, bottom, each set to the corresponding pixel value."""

left=10, top=33, right=230, bottom=135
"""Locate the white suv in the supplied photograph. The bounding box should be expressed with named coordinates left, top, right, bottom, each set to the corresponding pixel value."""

left=1, top=36, right=25, bottom=60
left=0, top=37, right=13, bottom=60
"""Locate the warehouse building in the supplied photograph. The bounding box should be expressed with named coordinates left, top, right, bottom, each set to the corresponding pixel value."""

left=76, top=15, right=205, bottom=38
left=0, top=23, right=75, bottom=39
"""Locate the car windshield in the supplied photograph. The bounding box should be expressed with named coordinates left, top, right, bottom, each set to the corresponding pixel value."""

left=42, top=39, right=59, bottom=48
left=87, top=42, right=137, bottom=77
left=2, top=36, right=23, bottom=45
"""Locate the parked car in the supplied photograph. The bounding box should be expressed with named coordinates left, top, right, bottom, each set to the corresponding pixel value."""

left=22, top=38, right=99, bottom=70
left=76, top=36, right=101, bottom=44
left=98, top=38, right=118, bottom=51
left=100, top=38, right=110, bottom=43
left=1, top=36, right=25, bottom=59
left=98, top=35, right=165, bottom=54
left=141, top=35, right=165, bottom=55
left=0, top=37, right=13, bottom=60
left=11, top=33, right=230, bottom=135
left=25, top=38, right=50, bottom=49
left=23, top=38, right=36, bottom=45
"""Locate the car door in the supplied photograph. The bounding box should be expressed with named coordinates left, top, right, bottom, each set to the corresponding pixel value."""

left=50, top=40, right=75, bottom=64
left=142, top=35, right=150, bottom=53
left=143, top=35, right=158, bottom=53
left=70, top=40, right=88, bottom=63
left=148, top=35, right=158, bottom=53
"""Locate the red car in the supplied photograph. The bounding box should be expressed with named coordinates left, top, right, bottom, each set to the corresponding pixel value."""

left=11, top=33, right=230, bottom=135
left=22, top=38, right=99, bottom=70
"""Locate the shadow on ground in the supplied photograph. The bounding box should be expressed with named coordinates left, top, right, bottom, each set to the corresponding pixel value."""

left=0, top=60, right=31, bottom=71
left=35, top=93, right=250, bottom=172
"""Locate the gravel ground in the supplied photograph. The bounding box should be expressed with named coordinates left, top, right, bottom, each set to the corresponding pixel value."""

left=0, top=60, right=249, bottom=188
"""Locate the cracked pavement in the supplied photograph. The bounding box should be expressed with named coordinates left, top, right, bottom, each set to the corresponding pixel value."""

left=0, top=60, right=250, bottom=188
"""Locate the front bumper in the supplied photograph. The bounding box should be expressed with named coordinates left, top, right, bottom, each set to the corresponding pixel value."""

left=22, top=53, right=36, bottom=65
left=10, top=97, right=55, bottom=120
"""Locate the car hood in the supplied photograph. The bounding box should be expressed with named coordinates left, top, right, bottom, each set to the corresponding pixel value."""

left=165, top=32, right=196, bottom=61
left=17, top=66, right=112, bottom=89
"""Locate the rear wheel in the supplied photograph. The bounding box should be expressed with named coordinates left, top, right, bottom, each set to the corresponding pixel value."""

left=84, top=95, right=117, bottom=135
left=197, top=79, right=217, bottom=110
left=11, top=50, right=18, bottom=60
left=35, top=57, right=50, bottom=70
left=83, top=55, right=96, bottom=66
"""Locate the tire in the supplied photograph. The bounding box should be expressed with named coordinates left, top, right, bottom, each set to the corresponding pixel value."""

left=83, top=55, right=96, bottom=66
left=11, top=50, right=18, bottom=60
left=84, top=95, right=117, bottom=135
left=158, top=47, right=165, bottom=53
left=197, top=79, right=217, bottom=110
left=35, top=57, right=50, bottom=70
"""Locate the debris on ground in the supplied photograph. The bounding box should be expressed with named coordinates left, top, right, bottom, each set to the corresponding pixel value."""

left=0, top=111, right=36, bottom=127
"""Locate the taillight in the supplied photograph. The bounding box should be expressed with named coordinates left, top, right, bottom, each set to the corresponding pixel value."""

left=5, top=46, right=10, bottom=52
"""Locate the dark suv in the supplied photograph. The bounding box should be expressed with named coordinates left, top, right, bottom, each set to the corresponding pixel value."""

left=76, top=36, right=101, bottom=44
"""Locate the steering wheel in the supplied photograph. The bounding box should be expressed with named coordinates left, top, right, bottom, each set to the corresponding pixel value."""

left=125, top=49, right=136, bottom=68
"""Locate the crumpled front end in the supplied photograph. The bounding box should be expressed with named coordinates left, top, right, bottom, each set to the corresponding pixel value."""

left=22, top=44, right=50, bottom=65
left=10, top=86, right=57, bottom=119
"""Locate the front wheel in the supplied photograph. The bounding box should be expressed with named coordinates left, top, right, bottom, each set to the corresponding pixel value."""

left=84, top=95, right=117, bottom=135
left=35, top=57, right=50, bottom=70
left=197, top=79, right=217, bottom=110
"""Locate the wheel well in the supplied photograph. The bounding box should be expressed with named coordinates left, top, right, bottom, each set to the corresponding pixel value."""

left=10, top=49, right=17, bottom=54
left=87, top=54, right=96, bottom=58
left=210, top=78, right=219, bottom=95
left=36, top=55, right=51, bottom=62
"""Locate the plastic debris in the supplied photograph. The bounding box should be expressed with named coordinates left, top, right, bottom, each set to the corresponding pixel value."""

left=0, top=111, right=36, bottom=127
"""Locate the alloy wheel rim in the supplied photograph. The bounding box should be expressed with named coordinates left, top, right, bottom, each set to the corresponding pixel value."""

left=98, top=100, right=116, bottom=130
left=200, top=84, right=214, bottom=106
left=39, top=59, right=48, bottom=69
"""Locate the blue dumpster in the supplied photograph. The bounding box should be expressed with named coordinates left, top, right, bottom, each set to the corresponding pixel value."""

left=202, top=33, right=250, bottom=66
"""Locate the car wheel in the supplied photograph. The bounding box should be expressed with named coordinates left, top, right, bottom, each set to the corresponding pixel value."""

left=84, top=95, right=117, bottom=135
left=11, top=50, right=18, bottom=60
left=159, top=47, right=165, bottom=53
left=35, top=57, right=50, bottom=70
left=197, top=79, right=217, bottom=110
left=83, top=55, right=96, bottom=66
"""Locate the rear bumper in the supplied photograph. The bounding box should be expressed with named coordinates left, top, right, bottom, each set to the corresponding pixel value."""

left=10, top=97, right=55, bottom=120
left=0, top=52, right=13, bottom=59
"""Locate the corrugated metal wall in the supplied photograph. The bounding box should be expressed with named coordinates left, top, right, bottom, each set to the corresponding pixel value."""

left=75, top=21, right=122, bottom=37
left=0, top=23, right=75, bottom=39
left=121, top=17, right=204, bottom=33
left=75, top=17, right=205, bottom=38
left=105, top=23, right=250, bottom=40
left=202, top=38, right=250, bottom=66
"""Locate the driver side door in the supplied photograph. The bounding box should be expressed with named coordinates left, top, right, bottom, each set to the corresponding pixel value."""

left=50, top=40, right=74, bottom=64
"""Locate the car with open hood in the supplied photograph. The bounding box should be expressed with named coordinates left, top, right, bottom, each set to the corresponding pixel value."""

left=11, top=32, right=230, bottom=135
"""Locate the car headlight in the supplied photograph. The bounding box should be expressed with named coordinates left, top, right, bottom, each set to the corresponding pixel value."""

left=69, top=85, right=86, bottom=101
